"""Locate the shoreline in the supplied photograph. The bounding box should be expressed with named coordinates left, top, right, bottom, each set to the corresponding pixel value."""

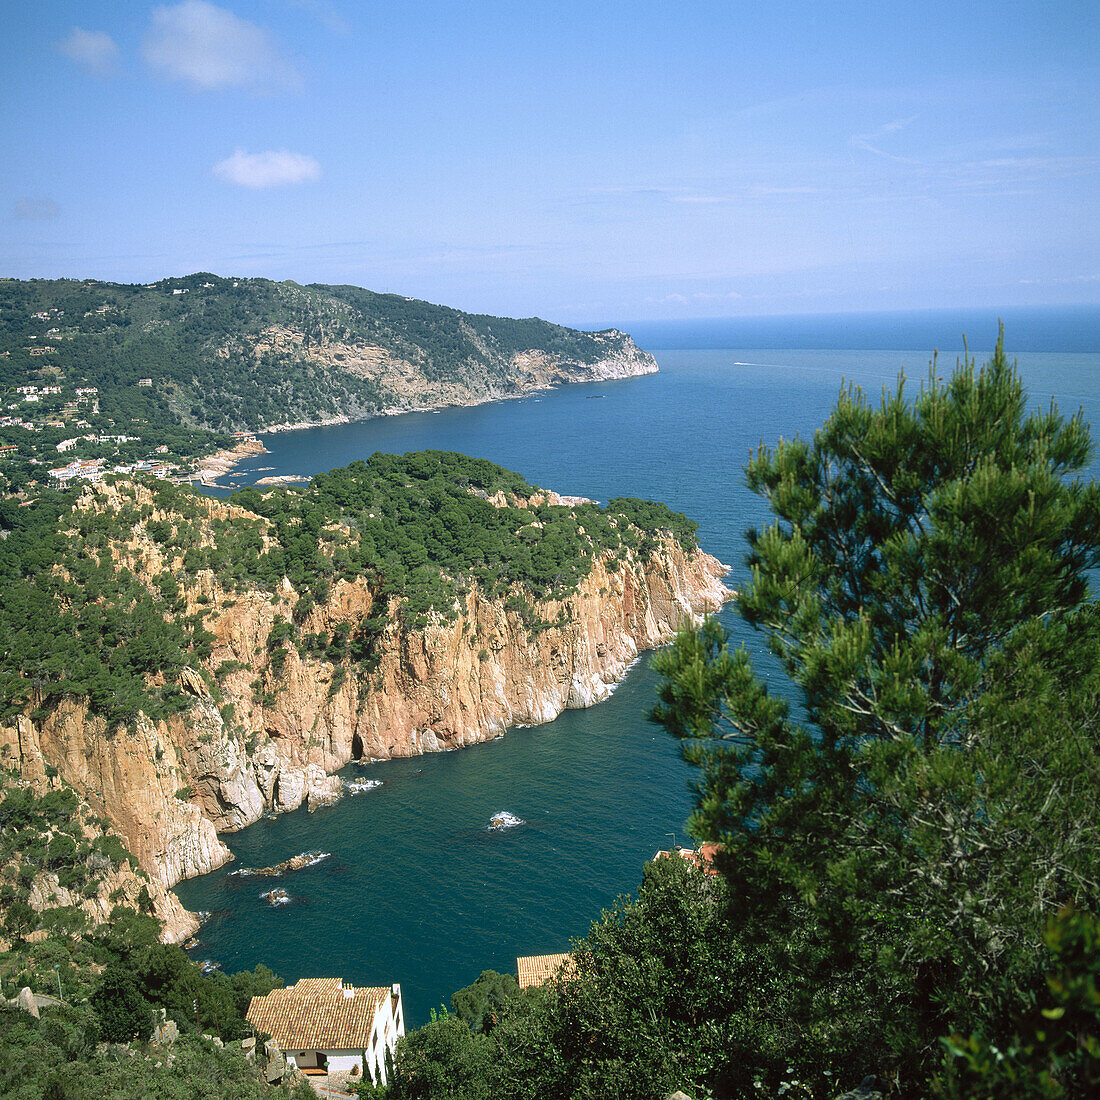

left=193, top=438, right=268, bottom=487
left=207, top=371, right=657, bottom=484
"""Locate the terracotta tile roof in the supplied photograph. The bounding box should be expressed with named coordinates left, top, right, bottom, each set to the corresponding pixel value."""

left=653, top=843, right=721, bottom=876
left=516, top=953, right=573, bottom=990
left=247, top=978, right=388, bottom=1051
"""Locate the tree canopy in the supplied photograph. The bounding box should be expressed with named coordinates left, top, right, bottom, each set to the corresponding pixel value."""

left=650, top=333, right=1100, bottom=1092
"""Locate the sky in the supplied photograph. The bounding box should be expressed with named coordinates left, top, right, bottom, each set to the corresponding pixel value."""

left=3, top=0, right=1099, bottom=325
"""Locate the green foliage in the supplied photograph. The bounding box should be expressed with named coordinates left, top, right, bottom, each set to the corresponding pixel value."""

left=0, top=1012, right=287, bottom=1100
left=90, top=963, right=153, bottom=1043
left=936, top=907, right=1100, bottom=1099
left=229, top=451, right=693, bottom=623
left=649, top=335, right=1100, bottom=1094
left=0, top=274, right=637, bottom=453
left=386, top=858, right=824, bottom=1100
left=384, top=1008, right=493, bottom=1100
left=450, top=969, right=520, bottom=1034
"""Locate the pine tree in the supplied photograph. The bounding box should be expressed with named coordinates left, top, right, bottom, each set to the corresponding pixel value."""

left=652, top=332, right=1100, bottom=1089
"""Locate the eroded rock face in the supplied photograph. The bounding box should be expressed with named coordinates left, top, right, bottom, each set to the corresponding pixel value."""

left=239, top=325, right=658, bottom=419
left=4, top=484, right=730, bottom=942
left=1, top=704, right=231, bottom=893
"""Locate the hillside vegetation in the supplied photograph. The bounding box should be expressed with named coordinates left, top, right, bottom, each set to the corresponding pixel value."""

left=0, top=274, right=653, bottom=484
left=0, top=769, right=306, bottom=1100
left=0, top=451, right=697, bottom=730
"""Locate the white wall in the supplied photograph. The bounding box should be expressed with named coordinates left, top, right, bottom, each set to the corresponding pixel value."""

left=287, top=1048, right=365, bottom=1074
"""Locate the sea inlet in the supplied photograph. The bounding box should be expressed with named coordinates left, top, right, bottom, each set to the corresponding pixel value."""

left=177, top=336, right=1100, bottom=1024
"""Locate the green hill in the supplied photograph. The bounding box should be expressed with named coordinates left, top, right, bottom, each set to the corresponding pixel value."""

left=0, top=274, right=654, bottom=456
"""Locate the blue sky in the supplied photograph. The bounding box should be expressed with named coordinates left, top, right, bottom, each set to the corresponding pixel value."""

left=3, top=0, right=1098, bottom=325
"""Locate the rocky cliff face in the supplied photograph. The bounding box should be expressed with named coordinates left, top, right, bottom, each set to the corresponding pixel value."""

left=3, top=481, right=729, bottom=940
left=241, top=324, right=657, bottom=419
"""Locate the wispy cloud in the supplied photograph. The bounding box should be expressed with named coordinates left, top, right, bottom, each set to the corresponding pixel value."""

left=850, top=116, right=920, bottom=162
left=644, top=290, right=741, bottom=304
left=587, top=183, right=823, bottom=206
left=57, top=27, right=120, bottom=78
left=13, top=198, right=61, bottom=222
left=144, top=1, right=302, bottom=92
left=213, top=149, right=321, bottom=188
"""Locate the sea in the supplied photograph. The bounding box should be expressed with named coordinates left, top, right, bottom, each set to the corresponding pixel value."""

left=176, top=307, right=1100, bottom=1026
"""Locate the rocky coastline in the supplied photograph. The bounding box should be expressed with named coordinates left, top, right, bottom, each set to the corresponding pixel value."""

left=1, top=477, right=729, bottom=942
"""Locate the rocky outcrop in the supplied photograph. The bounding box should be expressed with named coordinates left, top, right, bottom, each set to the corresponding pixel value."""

left=4, top=483, right=730, bottom=940
left=26, top=857, right=200, bottom=945
left=247, top=325, right=658, bottom=425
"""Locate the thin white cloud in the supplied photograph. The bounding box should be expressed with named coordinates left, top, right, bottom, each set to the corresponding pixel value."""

left=213, top=149, right=321, bottom=188
left=57, top=27, right=120, bottom=78
left=13, top=198, right=61, bottom=221
left=144, top=1, right=301, bottom=92
left=850, top=116, right=920, bottom=162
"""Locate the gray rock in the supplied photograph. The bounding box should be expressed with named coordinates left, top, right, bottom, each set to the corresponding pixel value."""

left=152, top=1017, right=179, bottom=1045
left=835, top=1076, right=884, bottom=1100
left=266, top=1049, right=287, bottom=1084
left=15, top=987, right=39, bottom=1019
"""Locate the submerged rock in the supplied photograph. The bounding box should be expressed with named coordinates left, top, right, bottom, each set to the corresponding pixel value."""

left=231, top=850, right=331, bottom=878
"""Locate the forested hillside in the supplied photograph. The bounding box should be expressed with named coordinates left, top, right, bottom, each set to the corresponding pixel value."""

left=0, top=771, right=305, bottom=1100
left=0, top=451, right=697, bottom=730
left=0, top=274, right=654, bottom=465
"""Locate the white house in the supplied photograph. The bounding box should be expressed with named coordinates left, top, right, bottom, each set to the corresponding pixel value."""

left=246, top=977, right=404, bottom=1085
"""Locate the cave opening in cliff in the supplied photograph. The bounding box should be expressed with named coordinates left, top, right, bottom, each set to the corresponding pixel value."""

left=351, top=733, right=364, bottom=761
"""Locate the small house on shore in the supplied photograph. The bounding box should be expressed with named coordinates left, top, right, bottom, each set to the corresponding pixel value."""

left=246, top=977, right=404, bottom=1085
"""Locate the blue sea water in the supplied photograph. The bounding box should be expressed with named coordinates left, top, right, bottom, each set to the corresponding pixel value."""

left=178, top=321, right=1100, bottom=1026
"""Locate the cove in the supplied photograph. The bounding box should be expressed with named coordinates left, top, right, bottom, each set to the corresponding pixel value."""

left=177, top=344, right=1100, bottom=1026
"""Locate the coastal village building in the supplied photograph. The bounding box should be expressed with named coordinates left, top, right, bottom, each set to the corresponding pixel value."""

left=652, top=842, right=721, bottom=876
left=48, top=459, right=104, bottom=487
left=246, top=977, right=404, bottom=1085
left=516, top=954, right=574, bottom=990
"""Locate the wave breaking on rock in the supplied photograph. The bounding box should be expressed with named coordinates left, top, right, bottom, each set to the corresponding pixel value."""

left=228, top=850, right=331, bottom=878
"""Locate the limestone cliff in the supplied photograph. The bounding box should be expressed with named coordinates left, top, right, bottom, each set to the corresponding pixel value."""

left=2, top=475, right=730, bottom=939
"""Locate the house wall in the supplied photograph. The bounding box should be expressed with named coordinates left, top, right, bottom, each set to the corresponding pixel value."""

left=287, top=1048, right=365, bottom=1073
left=367, top=987, right=405, bottom=1085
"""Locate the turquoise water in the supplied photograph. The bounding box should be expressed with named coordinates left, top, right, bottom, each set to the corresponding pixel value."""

left=178, top=344, right=1100, bottom=1025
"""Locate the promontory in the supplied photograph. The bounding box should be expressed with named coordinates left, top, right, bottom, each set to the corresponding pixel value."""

left=0, top=452, right=729, bottom=942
